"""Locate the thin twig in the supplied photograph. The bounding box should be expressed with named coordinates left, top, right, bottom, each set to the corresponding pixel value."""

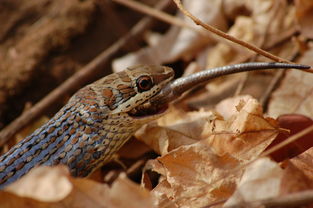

left=113, top=0, right=247, bottom=54
left=113, top=0, right=208, bottom=36
left=100, top=0, right=141, bottom=51
left=172, top=0, right=292, bottom=64
left=261, top=124, right=313, bottom=158
left=259, top=49, right=300, bottom=110
left=259, top=70, right=284, bottom=108
left=228, top=27, right=298, bottom=66
left=0, top=0, right=172, bottom=146
left=233, top=73, right=248, bottom=96
left=114, top=0, right=313, bottom=74
left=257, top=2, right=298, bottom=109
left=203, top=124, right=313, bottom=208
left=233, top=1, right=277, bottom=97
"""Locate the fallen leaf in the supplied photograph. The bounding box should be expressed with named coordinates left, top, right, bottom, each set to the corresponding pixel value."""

left=266, top=114, right=313, bottom=162
left=215, top=95, right=253, bottom=119
left=1, top=166, right=156, bottom=208
left=280, top=160, right=313, bottom=195
left=290, top=147, right=313, bottom=181
left=143, top=97, right=280, bottom=207
left=206, top=16, right=255, bottom=68
left=5, top=166, right=72, bottom=202
left=268, top=47, right=313, bottom=118
left=224, top=157, right=313, bottom=207
left=112, top=0, right=227, bottom=71
left=206, top=0, right=295, bottom=68
left=206, top=98, right=279, bottom=161
left=135, top=106, right=217, bottom=155
left=295, top=0, right=313, bottom=39
left=150, top=141, right=240, bottom=208
left=224, top=157, right=283, bottom=207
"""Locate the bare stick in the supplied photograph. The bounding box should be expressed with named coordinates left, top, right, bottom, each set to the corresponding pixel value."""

left=172, top=0, right=292, bottom=63
left=0, top=0, right=171, bottom=146
left=203, top=123, right=313, bottom=208
left=261, top=124, right=313, bottom=158
left=259, top=70, right=284, bottom=108
left=113, top=0, right=207, bottom=36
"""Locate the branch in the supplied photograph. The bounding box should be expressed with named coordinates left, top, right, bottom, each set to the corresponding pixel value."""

left=172, top=0, right=293, bottom=64
left=0, top=0, right=172, bottom=146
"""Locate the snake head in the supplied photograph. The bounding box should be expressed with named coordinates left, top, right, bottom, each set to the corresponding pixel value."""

left=88, top=65, right=174, bottom=120
left=78, top=62, right=310, bottom=122
left=124, top=65, right=174, bottom=120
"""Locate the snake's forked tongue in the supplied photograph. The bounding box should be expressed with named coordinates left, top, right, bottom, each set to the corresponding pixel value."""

left=150, top=62, right=311, bottom=106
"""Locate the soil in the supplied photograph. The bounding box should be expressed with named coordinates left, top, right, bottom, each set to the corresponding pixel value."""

left=0, top=0, right=142, bottom=129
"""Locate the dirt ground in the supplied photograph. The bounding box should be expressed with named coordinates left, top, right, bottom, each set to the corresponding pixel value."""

left=0, top=0, right=144, bottom=129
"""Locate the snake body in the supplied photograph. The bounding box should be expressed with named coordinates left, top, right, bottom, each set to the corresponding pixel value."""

left=0, top=62, right=310, bottom=189
left=0, top=65, right=174, bottom=188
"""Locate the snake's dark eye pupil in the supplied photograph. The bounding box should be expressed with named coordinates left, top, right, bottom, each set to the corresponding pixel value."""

left=137, top=76, right=153, bottom=92
left=140, top=80, right=149, bottom=88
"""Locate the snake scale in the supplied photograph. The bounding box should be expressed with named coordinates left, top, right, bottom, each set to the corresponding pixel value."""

left=0, top=62, right=310, bottom=189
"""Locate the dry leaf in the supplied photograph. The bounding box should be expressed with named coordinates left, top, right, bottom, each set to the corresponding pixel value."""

left=215, top=95, right=253, bottom=119
left=280, top=160, right=313, bottom=195
left=290, top=147, right=313, bottom=181
left=5, top=166, right=72, bottom=202
left=112, top=0, right=227, bottom=71
left=1, top=166, right=156, bottom=208
left=224, top=157, right=313, bottom=207
left=2, top=1, right=313, bottom=208
left=135, top=106, right=217, bottom=155
left=150, top=141, right=240, bottom=208
left=206, top=0, right=294, bottom=68
left=117, top=138, right=152, bottom=159
left=224, top=158, right=283, bottom=207
left=267, top=114, right=313, bottom=162
left=295, top=0, right=313, bottom=39
left=142, top=97, right=280, bottom=207
left=206, top=16, right=255, bottom=68
left=205, top=98, right=279, bottom=161
left=268, top=47, right=313, bottom=118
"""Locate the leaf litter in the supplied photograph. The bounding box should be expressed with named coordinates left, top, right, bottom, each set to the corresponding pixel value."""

left=2, top=0, right=313, bottom=207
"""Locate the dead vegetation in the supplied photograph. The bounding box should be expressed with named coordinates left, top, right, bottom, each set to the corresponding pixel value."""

left=1, top=0, right=313, bottom=207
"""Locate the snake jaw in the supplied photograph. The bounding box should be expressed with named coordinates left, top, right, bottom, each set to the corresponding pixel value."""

left=124, top=65, right=174, bottom=119
left=127, top=101, right=168, bottom=118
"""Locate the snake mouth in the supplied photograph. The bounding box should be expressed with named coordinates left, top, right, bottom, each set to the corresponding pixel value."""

left=127, top=102, right=168, bottom=119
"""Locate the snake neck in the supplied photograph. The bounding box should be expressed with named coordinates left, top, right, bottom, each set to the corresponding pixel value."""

left=0, top=65, right=174, bottom=189
left=0, top=100, right=143, bottom=188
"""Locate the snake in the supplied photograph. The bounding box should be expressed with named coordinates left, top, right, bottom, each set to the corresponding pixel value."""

left=0, top=62, right=310, bottom=188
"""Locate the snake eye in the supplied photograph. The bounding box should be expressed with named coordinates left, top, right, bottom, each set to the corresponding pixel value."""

left=136, top=75, right=154, bottom=92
